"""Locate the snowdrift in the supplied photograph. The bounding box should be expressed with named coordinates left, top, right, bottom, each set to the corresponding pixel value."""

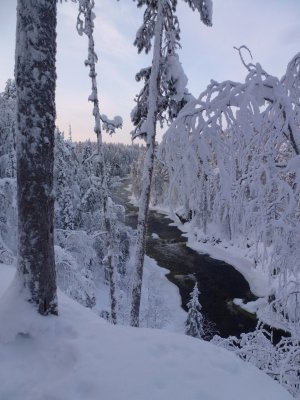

left=0, top=264, right=292, bottom=400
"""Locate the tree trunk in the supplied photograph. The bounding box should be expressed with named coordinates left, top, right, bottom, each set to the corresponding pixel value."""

left=15, top=0, right=58, bottom=315
left=130, top=0, right=164, bottom=328
left=84, top=1, right=118, bottom=324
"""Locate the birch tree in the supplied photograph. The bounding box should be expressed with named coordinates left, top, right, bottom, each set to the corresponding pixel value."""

left=15, top=0, right=58, bottom=315
left=158, top=50, right=300, bottom=332
left=130, top=0, right=212, bottom=327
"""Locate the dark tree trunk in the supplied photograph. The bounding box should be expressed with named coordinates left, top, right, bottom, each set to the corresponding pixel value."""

left=15, top=0, right=58, bottom=315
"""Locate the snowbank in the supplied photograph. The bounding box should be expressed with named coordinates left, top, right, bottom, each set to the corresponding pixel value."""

left=0, top=263, right=292, bottom=400
left=140, top=255, right=186, bottom=332
left=183, top=229, right=269, bottom=297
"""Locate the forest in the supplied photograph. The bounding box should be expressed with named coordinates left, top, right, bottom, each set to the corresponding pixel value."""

left=0, top=0, right=299, bottom=399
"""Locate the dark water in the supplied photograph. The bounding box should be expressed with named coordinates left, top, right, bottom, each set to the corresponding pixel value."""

left=112, top=178, right=258, bottom=338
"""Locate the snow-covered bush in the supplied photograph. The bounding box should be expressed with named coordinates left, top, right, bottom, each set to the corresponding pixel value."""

left=212, top=327, right=300, bottom=398
left=55, top=244, right=96, bottom=308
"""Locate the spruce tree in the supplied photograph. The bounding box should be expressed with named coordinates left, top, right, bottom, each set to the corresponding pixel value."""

left=185, top=283, right=205, bottom=339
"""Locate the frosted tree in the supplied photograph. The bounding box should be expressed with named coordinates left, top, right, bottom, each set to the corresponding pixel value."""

left=185, top=282, right=205, bottom=338
left=76, top=0, right=122, bottom=324
left=158, top=49, right=300, bottom=331
left=212, top=327, right=300, bottom=398
left=130, top=0, right=212, bottom=327
left=61, top=188, right=75, bottom=230
left=15, top=0, right=58, bottom=315
left=0, top=80, right=16, bottom=178
left=4, top=142, right=16, bottom=179
left=54, top=130, right=77, bottom=230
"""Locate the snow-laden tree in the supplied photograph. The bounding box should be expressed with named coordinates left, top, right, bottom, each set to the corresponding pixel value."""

left=0, top=178, right=17, bottom=265
left=53, top=130, right=78, bottom=231
left=76, top=0, right=122, bottom=324
left=130, top=0, right=213, bottom=328
left=156, top=49, right=300, bottom=333
left=0, top=80, right=16, bottom=178
left=212, top=326, right=300, bottom=399
left=15, top=0, right=58, bottom=315
left=185, top=282, right=205, bottom=338
left=55, top=160, right=74, bottom=230
left=55, top=229, right=97, bottom=308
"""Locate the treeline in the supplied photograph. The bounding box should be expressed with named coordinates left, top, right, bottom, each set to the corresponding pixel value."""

left=0, top=80, right=143, bottom=323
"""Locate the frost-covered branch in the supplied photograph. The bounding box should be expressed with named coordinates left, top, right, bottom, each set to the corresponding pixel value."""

left=212, top=328, right=300, bottom=398
left=155, top=53, right=300, bottom=333
left=76, top=0, right=120, bottom=323
left=77, top=0, right=122, bottom=139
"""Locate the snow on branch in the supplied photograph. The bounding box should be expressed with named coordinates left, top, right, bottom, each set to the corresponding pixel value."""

left=233, top=45, right=256, bottom=72
left=100, top=114, right=123, bottom=135
left=76, top=0, right=122, bottom=138
left=183, top=0, right=213, bottom=26
left=157, top=53, right=300, bottom=334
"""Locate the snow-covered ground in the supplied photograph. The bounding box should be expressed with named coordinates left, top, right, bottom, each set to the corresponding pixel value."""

left=140, top=255, right=186, bottom=332
left=0, top=263, right=292, bottom=400
left=93, top=250, right=186, bottom=332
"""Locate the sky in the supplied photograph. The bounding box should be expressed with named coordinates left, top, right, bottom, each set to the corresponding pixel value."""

left=0, top=0, right=300, bottom=144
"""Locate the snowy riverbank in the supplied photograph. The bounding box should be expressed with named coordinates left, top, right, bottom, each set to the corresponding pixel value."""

left=127, top=184, right=269, bottom=299
left=127, top=183, right=282, bottom=333
left=0, top=263, right=292, bottom=400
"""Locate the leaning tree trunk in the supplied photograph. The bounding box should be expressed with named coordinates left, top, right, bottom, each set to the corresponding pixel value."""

left=15, top=0, right=58, bottom=315
left=130, top=0, right=164, bottom=328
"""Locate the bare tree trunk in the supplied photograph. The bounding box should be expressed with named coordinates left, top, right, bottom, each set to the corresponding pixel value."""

left=15, top=0, right=58, bottom=315
left=130, top=0, right=164, bottom=328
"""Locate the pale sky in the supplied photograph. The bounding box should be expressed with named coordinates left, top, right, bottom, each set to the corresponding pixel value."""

left=0, top=0, right=300, bottom=144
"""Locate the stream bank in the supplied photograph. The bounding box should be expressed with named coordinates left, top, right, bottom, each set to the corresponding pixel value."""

left=112, top=178, right=258, bottom=338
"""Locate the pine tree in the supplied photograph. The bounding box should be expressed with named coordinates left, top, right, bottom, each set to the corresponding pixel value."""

left=185, top=283, right=205, bottom=339
left=130, top=0, right=213, bottom=327
left=15, top=0, right=58, bottom=315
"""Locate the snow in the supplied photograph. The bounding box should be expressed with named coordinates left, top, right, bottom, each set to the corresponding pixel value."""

left=164, top=55, right=188, bottom=101
left=0, top=263, right=292, bottom=400
left=140, top=255, right=186, bottom=331
left=233, top=297, right=267, bottom=314
left=151, top=232, right=160, bottom=239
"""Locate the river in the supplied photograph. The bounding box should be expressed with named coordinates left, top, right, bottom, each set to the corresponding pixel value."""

left=112, top=178, right=258, bottom=338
